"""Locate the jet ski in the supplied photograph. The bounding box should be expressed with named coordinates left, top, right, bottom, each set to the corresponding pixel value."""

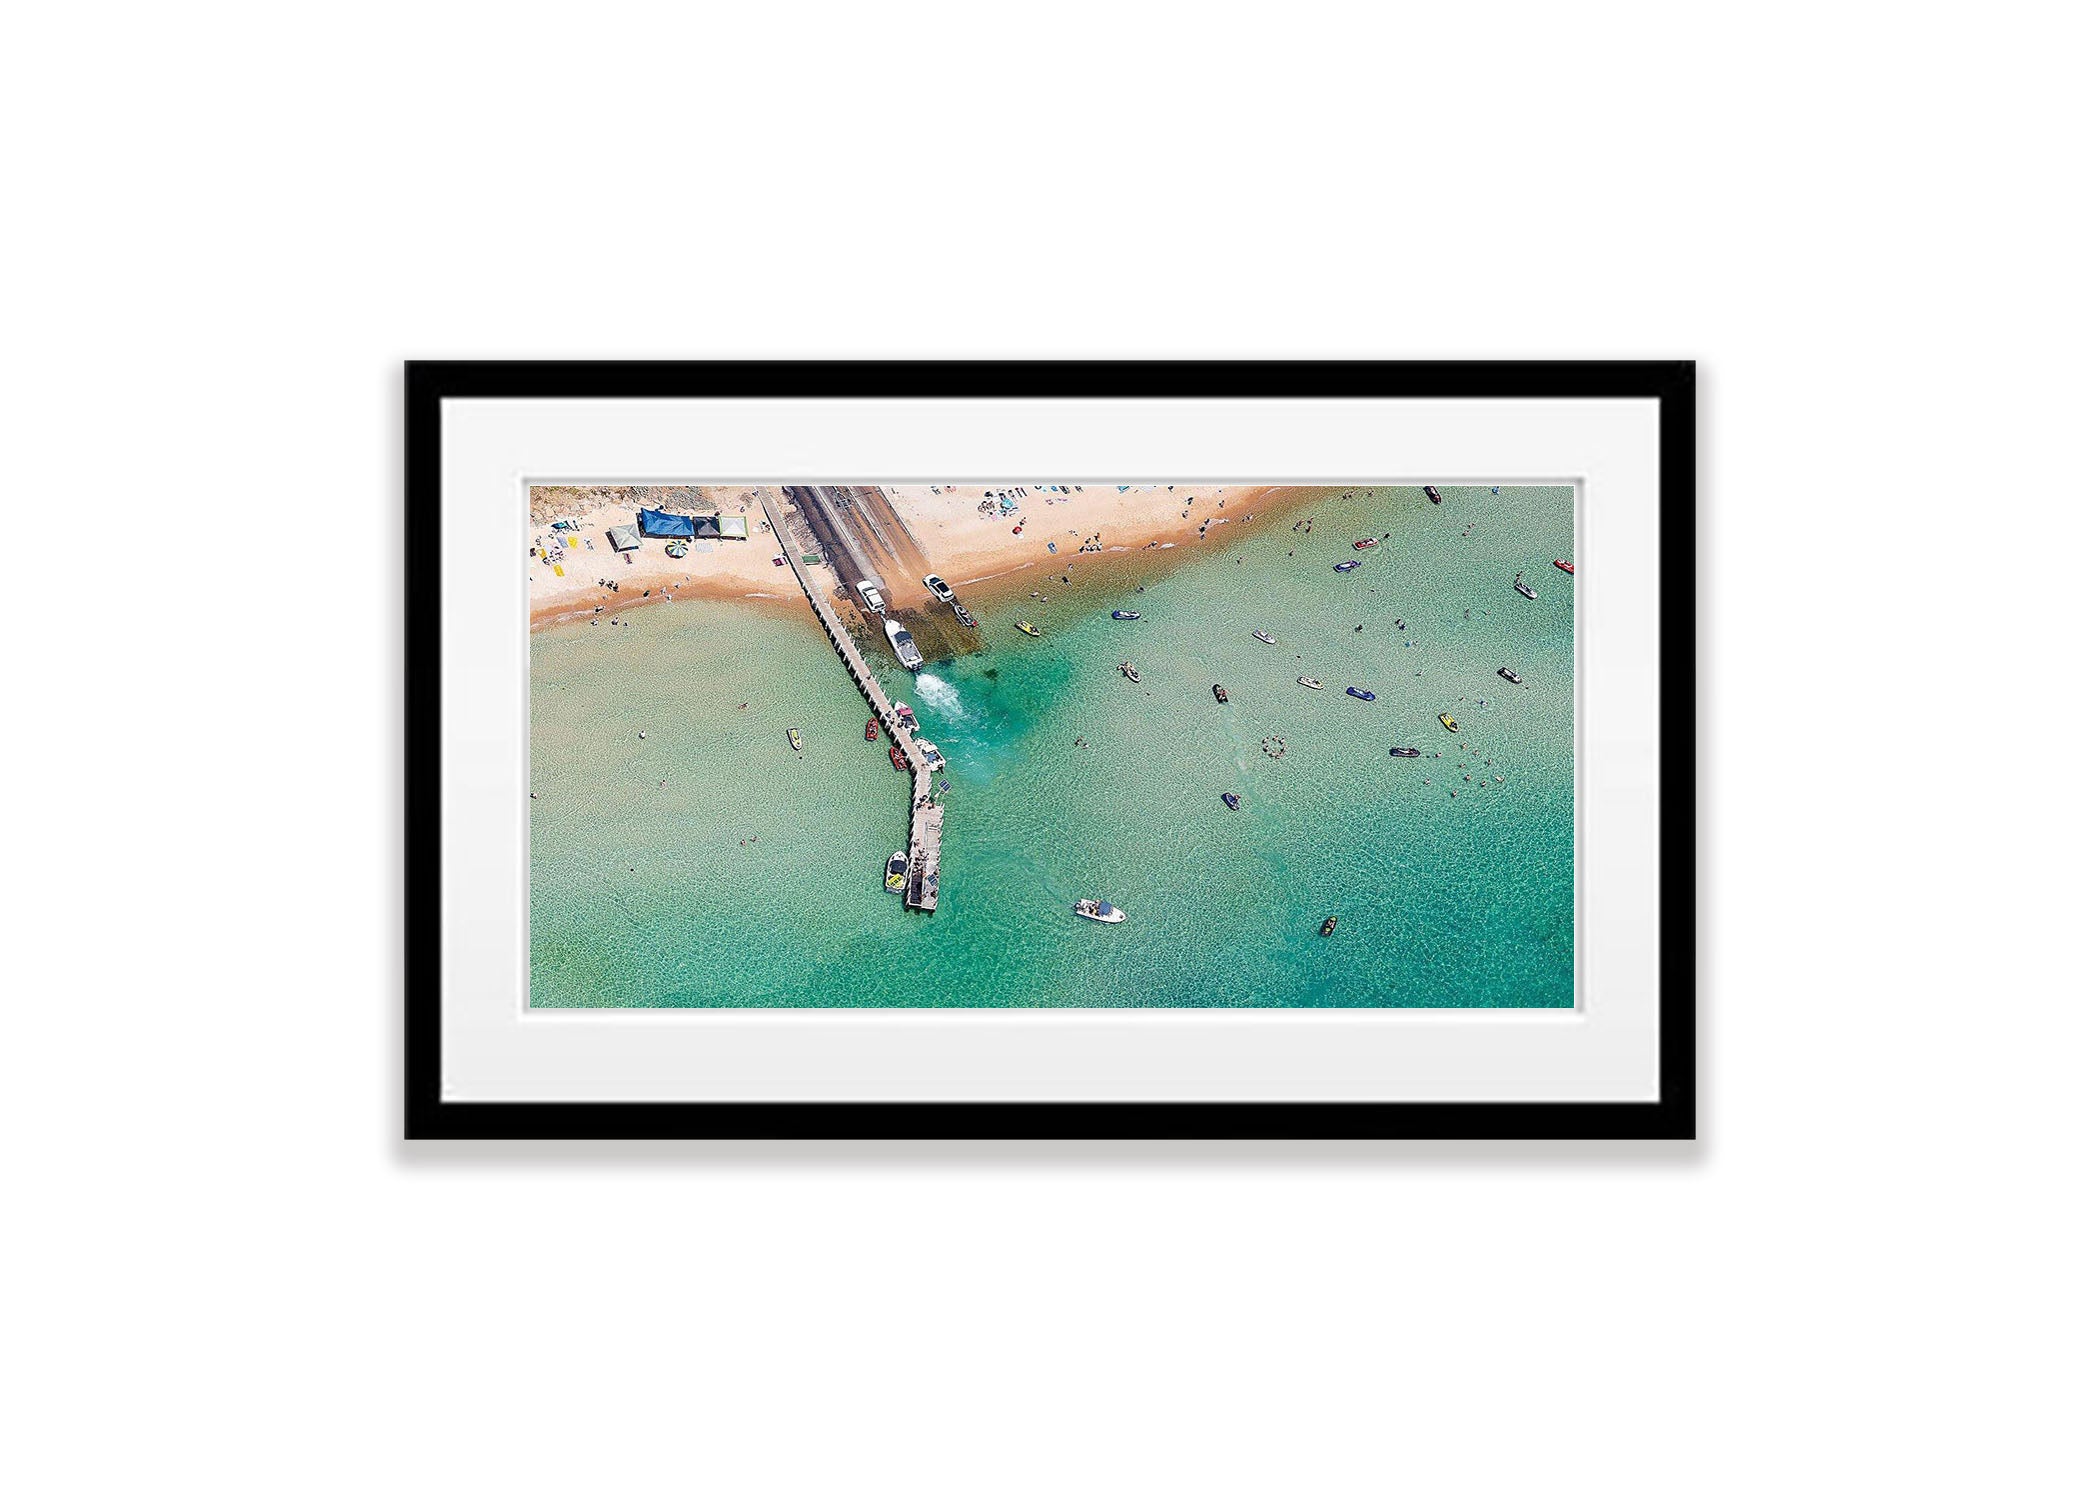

left=1110, top=610, right=1141, bottom=621
left=1345, top=686, right=1376, bottom=702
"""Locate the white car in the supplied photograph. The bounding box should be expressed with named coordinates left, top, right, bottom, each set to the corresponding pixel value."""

left=856, top=580, right=886, bottom=614
left=923, top=574, right=955, bottom=604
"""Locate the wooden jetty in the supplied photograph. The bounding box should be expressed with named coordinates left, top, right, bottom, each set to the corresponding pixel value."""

left=757, top=490, right=943, bottom=911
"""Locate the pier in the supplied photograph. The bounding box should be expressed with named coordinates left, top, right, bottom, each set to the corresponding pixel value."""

left=758, top=490, right=943, bottom=912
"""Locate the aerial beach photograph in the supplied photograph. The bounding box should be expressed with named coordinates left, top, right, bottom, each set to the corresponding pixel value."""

left=527, top=480, right=1576, bottom=1008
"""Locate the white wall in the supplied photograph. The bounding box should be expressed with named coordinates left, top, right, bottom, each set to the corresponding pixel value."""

left=4, top=3, right=2088, bottom=1496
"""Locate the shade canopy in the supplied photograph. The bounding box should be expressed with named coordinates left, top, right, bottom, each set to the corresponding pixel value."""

left=638, top=508, right=696, bottom=538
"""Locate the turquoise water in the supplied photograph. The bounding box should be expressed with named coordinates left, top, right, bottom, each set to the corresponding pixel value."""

left=530, top=487, right=1574, bottom=1007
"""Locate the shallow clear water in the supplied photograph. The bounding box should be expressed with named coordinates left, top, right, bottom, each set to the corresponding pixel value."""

left=530, top=486, right=1574, bottom=1007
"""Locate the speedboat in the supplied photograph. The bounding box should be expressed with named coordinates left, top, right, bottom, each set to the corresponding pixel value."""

left=1554, top=559, right=1575, bottom=575
left=1334, top=560, right=1362, bottom=573
left=953, top=603, right=978, bottom=627
left=1074, top=898, right=1126, bottom=924
left=923, top=574, right=956, bottom=603
left=786, top=727, right=804, bottom=752
left=1319, top=915, right=1338, bottom=936
left=1513, top=573, right=1538, bottom=600
left=1390, top=747, right=1420, bottom=758
left=865, top=717, right=878, bottom=741
left=1110, top=609, right=1141, bottom=621
left=889, top=744, right=909, bottom=771
left=894, top=704, right=918, bottom=730
left=1298, top=676, right=1323, bottom=690
left=1346, top=686, right=1376, bottom=701
left=885, top=618, right=923, bottom=670
left=1440, top=712, right=1460, bottom=732
left=1221, top=792, right=1241, bottom=811
left=1120, top=661, right=1141, bottom=684
left=1353, top=538, right=1378, bottom=550
left=1423, top=486, right=1442, bottom=504
left=1498, top=667, right=1523, bottom=684
left=918, top=741, right=945, bottom=772
left=884, top=851, right=908, bottom=892
left=1015, top=620, right=1042, bottom=637
left=1213, top=683, right=1229, bottom=703
left=1253, top=630, right=1277, bottom=645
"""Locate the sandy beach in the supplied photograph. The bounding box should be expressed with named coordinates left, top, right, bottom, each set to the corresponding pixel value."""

left=526, top=485, right=815, bottom=629
left=528, top=481, right=1305, bottom=634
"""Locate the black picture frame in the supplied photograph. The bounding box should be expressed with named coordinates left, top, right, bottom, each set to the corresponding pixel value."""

left=406, top=360, right=1694, bottom=1140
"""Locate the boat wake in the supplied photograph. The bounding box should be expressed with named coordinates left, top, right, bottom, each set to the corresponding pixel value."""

left=911, top=671, right=971, bottom=722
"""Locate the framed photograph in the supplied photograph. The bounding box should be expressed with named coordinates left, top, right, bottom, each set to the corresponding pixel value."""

left=406, top=361, right=1693, bottom=1139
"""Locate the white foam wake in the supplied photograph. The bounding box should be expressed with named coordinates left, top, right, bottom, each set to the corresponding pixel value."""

left=911, top=671, right=968, bottom=721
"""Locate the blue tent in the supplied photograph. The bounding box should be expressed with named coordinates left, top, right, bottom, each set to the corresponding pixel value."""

left=638, top=508, right=696, bottom=539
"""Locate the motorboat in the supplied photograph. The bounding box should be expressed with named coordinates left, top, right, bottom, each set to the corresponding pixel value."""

left=953, top=603, right=978, bottom=627
left=1554, top=559, right=1575, bottom=575
left=1074, top=898, right=1127, bottom=924
left=856, top=579, right=886, bottom=613
left=1440, top=712, right=1460, bottom=732
left=1319, top=915, right=1338, bottom=936
left=1334, top=560, right=1362, bottom=572
left=1015, top=620, right=1042, bottom=637
left=1120, top=661, right=1141, bottom=684
left=924, top=574, right=956, bottom=603
left=889, top=744, right=909, bottom=771
left=1498, top=667, right=1523, bottom=684
left=1423, top=486, right=1442, bottom=504
left=894, top=704, right=918, bottom=730
left=884, top=851, right=908, bottom=892
left=1345, top=686, right=1376, bottom=701
left=1221, top=792, right=1241, bottom=811
left=884, top=618, right=924, bottom=669
left=1390, top=747, right=1421, bottom=758
left=786, top=727, right=804, bottom=752
left=918, top=741, right=945, bottom=772
left=1110, top=610, right=1141, bottom=621
left=1513, top=573, right=1538, bottom=600
left=1353, top=538, right=1378, bottom=550
left=1213, top=683, right=1229, bottom=703
left=1298, top=676, right=1323, bottom=690
left=865, top=717, right=878, bottom=741
left=1253, top=630, right=1277, bottom=645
